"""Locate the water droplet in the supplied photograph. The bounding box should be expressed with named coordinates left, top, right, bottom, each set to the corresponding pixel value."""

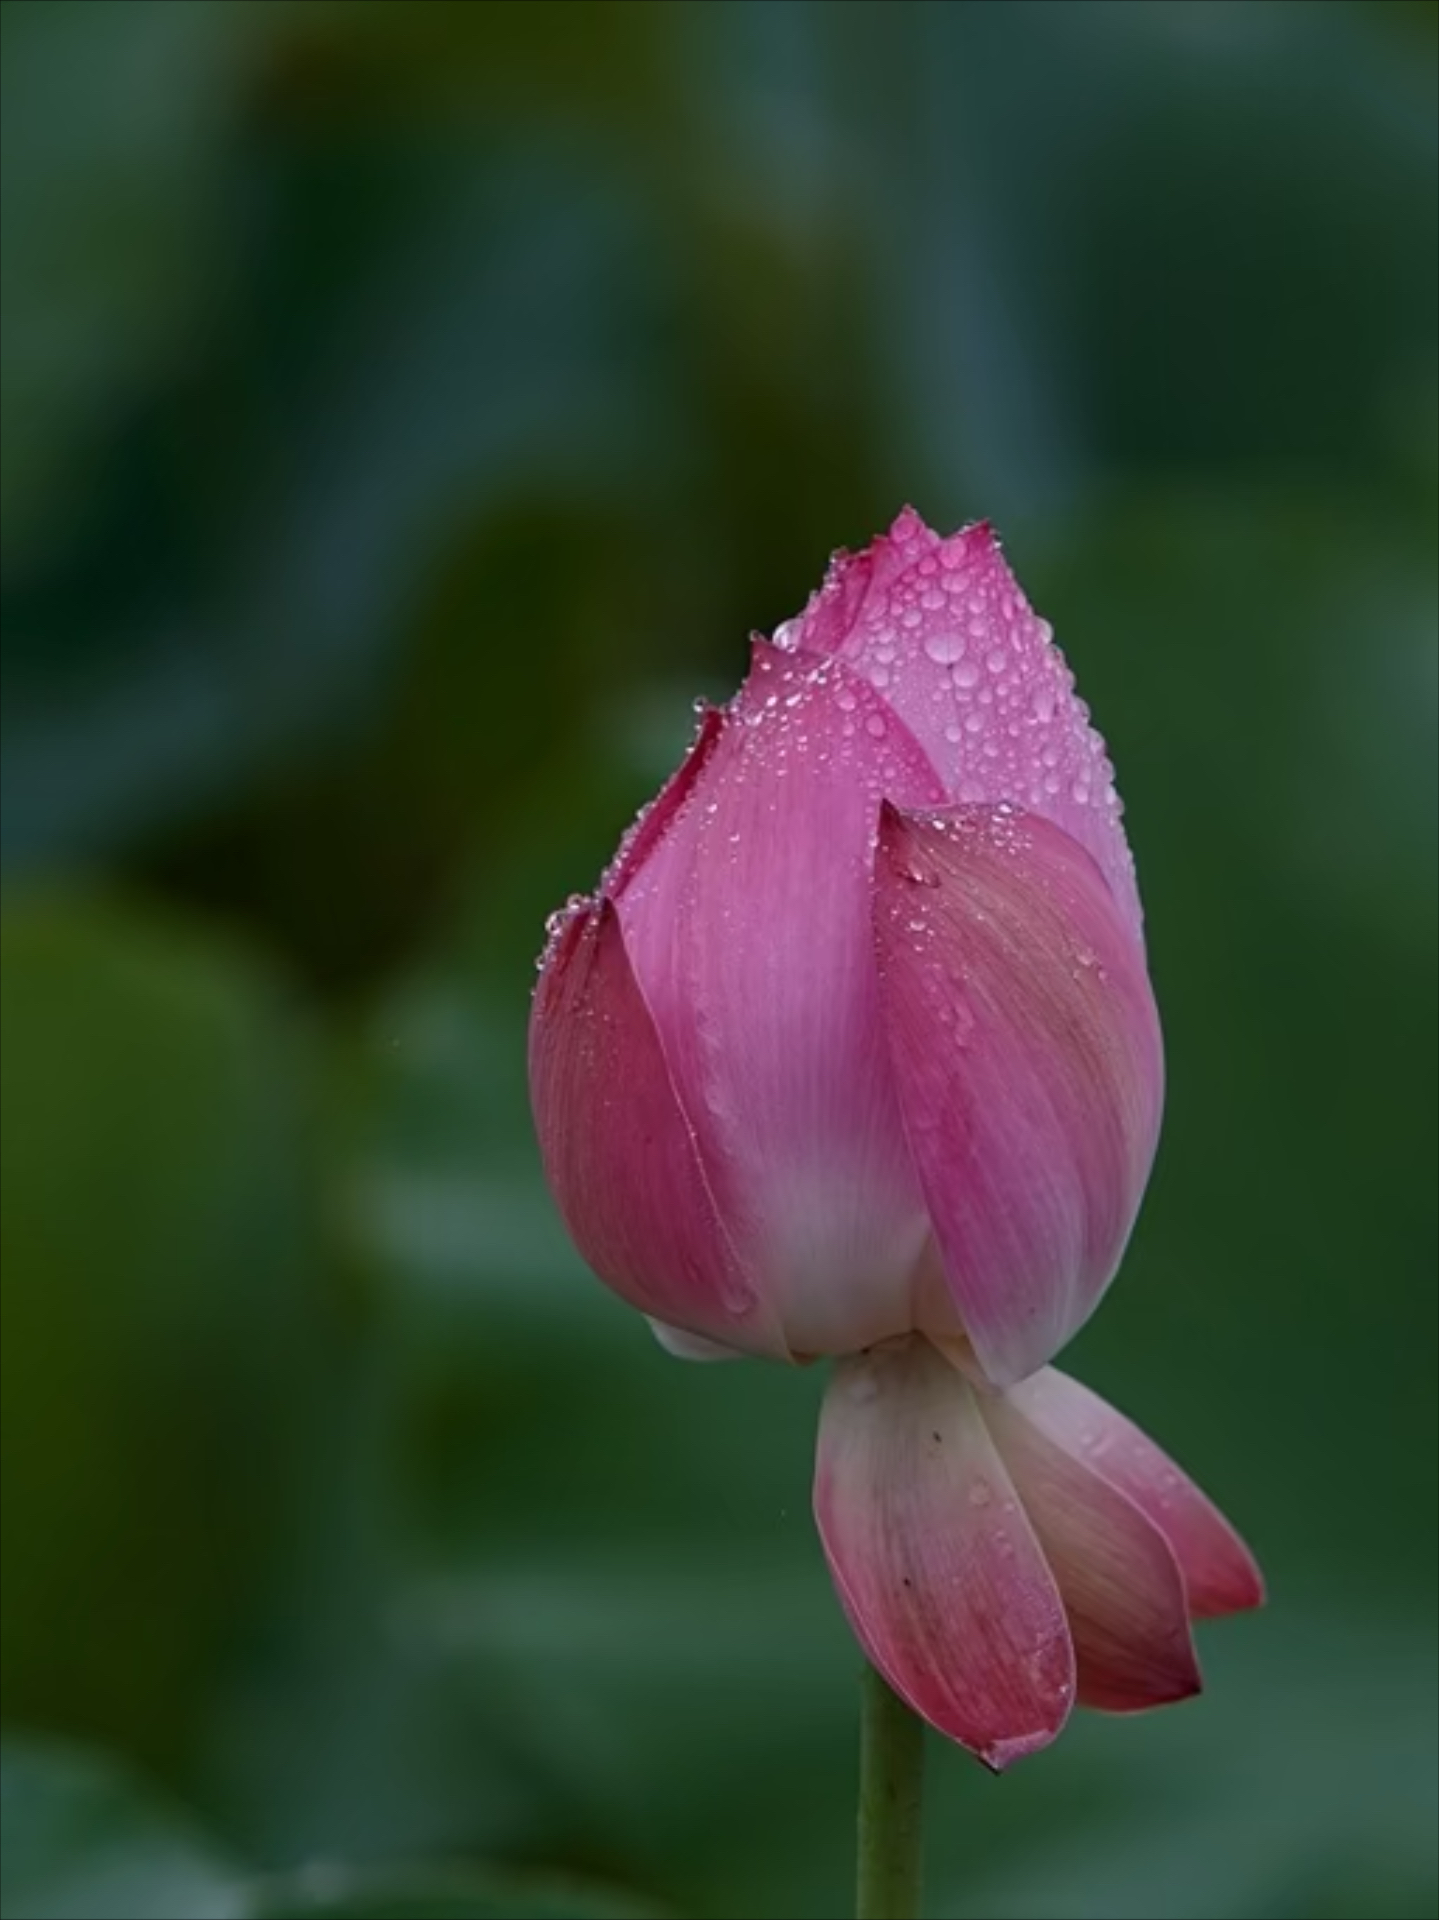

left=985, top=648, right=1007, bottom=673
left=865, top=712, right=888, bottom=739
left=953, top=660, right=981, bottom=689
left=836, top=688, right=857, bottom=713
left=869, top=665, right=891, bottom=690
left=968, top=1477, right=993, bottom=1508
left=1031, top=684, right=1056, bottom=723
left=943, top=722, right=963, bottom=745
left=923, top=629, right=967, bottom=665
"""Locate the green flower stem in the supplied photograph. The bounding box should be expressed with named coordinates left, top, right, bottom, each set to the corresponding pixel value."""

left=856, top=1661, right=927, bottom=1919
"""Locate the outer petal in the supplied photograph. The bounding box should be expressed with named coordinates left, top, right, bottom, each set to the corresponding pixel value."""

left=873, top=804, right=1164, bottom=1387
left=779, top=511, right=1140, bottom=933
left=1004, top=1369, right=1264, bottom=1619
left=646, top=1319, right=745, bottom=1363
left=980, top=1387, right=1201, bottom=1713
left=614, top=645, right=950, bottom=1356
left=814, top=1336, right=1075, bottom=1767
left=529, top=897, right=785, bottom=1359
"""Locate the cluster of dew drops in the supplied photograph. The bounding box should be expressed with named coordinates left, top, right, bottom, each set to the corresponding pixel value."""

left=773, top=512, right=1137, bottom=912
left=537, top=515, right=1140, bottom=984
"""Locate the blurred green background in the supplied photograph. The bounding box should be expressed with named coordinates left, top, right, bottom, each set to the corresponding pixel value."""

left=2, top=3, right=1435, bottom=1917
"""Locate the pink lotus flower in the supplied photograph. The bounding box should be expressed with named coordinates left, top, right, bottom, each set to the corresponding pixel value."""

left=530, top=509, right=1261, bottom=1763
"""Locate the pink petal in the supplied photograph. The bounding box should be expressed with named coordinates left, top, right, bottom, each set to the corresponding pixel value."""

left=602, top=702, right=726, bottom=896
left=613, top=646, right=950, bottom=1356
left=814, top=1336, right=1075, bottom=1767
left=981, top=1386, right=1201, bottom=1713
left=872, top=804, right=1164, bottom=1387
left=529, top=897, right=786, bottom=1359
left=1004, top=1369, right=1265, bottom=1620
left=777, top=506, right=940, bottom=657
left=780, top=510, right=1140, bottom=933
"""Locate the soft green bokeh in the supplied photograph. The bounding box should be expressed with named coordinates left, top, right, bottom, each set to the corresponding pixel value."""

left=1, top=4, right=1435, bottom=1918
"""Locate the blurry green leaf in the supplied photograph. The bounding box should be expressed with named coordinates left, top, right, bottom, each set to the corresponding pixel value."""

left=0, top=1738, right=242, bottom=1920
left=249, top=1862, right=666, bottom=1920
left=844, top=0, right=1438, bottom=521
left=0, top=892, right=321, bottom=1767
left=0, top=0, right=275, bottom=568
left=936, top=1613, right=1438, bottom=1920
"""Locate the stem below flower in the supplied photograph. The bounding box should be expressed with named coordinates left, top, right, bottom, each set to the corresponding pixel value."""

left=856, top=1660, right=926, bottom=1919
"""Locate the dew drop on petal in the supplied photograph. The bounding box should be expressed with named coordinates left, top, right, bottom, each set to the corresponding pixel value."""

left=923, top=629, right=967, bottom=665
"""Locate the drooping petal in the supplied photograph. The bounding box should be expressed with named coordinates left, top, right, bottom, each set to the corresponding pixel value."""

left=980, top=1385, right=1201, bottom=1713
left=814, top=1335, right=1075, bottom=1767
left=781, top=510, right=1140, bottom=932
left=873, top=804, right=1164, bottom=1387
left=529, top=897, right=785, bottom=1359
left=1004, top=1369, right=1264, bottom=1620
left=614, top=645, right=950, bottom=1356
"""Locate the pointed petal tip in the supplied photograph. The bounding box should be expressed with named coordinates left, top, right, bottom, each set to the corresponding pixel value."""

left=1192, top=1534, right=1267, bottom=1621
left=979, top=1723, right=1064, bottom=1772
left=532, top=892, right=598, bottom=1007
left=602, top=702, right=727, bottom=900
left=1085, top=1658, right=1204, bottom=1716
left=1002, top=1371, right=1265, bottom=1623
left=941, top=516, right=999, bottom=561
left=646, top=1318, right=745, bottom=1363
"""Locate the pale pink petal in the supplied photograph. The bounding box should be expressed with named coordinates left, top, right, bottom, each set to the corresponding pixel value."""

left=1004, top=1369, right=1264, bottom=1620
left=814, top=1336, right=1075, bottom=1767
left=873, top=804, right=1164, bottom=1387
left=647, top=1320, right=745, bottom=1363
left=529, top=897, right=785, bottom=1359
left=782, top=510, right=1139, bottom=932
left=981, top=1385, right=1201, bottom=1712
left=614, top=646, right=949, bottom=1356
